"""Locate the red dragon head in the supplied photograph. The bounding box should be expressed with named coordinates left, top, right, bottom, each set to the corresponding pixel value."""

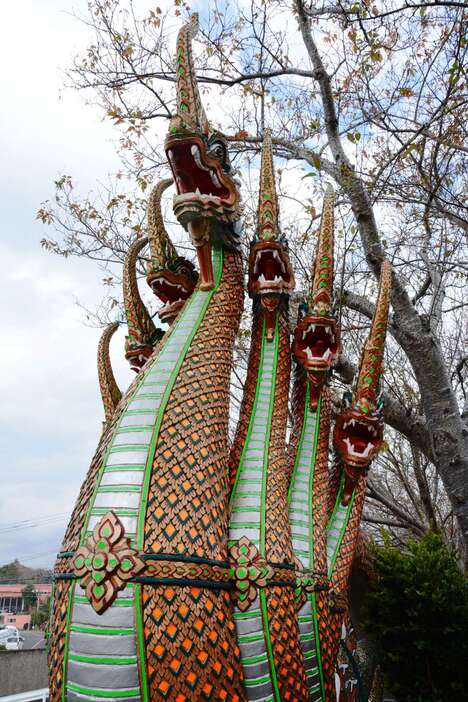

left=248, top=129, right=294, bottom=340
left=333, top=261, right=392, bottom=504
left=123, top=236, right=164, bottom=373
left=165, top=14, right=242, bottom=291
left=145, top=178, right=198, bottom=324
left=293, top=184, right=340, bottom=407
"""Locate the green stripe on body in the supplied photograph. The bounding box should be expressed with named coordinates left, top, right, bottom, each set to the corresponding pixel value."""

left=60, top=583, right=74, bottom=702
left=230, top=320, right=281, bottom=701
left=288, top=386, right=327, bottom=700
left=67, top=682, right=140, bottom=699
left=136, top=244, right=223, bottom=549
left=69, top=625, right=135, bottom=636
left=68, top=245, right=224, bottom=702
left=259, top=319, right=279, bottom=557
left=260, top=588, right=281, bottom=701
left=73, top=596, right=133, bottom=607
left=68, top=653, right=137, bottom=665
left=326, top=475, right=355, bottom=576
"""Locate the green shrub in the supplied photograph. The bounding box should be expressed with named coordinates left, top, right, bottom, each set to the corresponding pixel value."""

left=362, top=532, right=468, bottom=702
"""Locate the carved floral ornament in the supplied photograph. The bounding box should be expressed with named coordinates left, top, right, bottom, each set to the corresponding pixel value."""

left=229, top=536, right=273, bottom=611
left=295, top=563, right=329, bottom=594
left=72, top=511, right=145, bottom=614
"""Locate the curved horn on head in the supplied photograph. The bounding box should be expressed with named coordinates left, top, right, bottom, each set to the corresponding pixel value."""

left=175, top=13, right=208, bottom=133
left=257, top=129, right=279, bottom=241
left=123, top=237, right=158, bottom=360
left=97, top=322, right=121, bottom=425
left=146, top=178, right=176, bottom=273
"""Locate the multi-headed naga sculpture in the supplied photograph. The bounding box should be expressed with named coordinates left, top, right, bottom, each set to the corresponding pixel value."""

left=49, top=14, right=391, bottom=702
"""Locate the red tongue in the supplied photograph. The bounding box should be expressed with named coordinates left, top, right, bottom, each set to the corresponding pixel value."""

left=313, top=340, right=325, bottom=355
left=353, top=438, right=367, bottom=453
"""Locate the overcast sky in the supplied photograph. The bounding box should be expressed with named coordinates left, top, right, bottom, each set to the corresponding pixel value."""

left=0, top=0, right=258, bottom=572
left=0, top=0, right=324, bottom=571
left=0, top=0, right=138, bottom=569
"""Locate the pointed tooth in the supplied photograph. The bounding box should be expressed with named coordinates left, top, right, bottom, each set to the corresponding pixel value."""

left=191, top=145, right=210, bottom=171
left=210, top=170, right=222, bottom=188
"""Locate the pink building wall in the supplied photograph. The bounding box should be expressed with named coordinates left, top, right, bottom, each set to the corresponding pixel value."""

left=0, top=583, right=52, bottom=629
left=0, top=612, right=31, bottom=629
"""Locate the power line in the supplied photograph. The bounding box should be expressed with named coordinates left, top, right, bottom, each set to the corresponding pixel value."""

left=0, top=513, right=68, bottom=534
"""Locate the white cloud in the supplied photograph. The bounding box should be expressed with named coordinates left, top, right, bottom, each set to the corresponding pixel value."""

left=0, top=0, right=135, bottom=568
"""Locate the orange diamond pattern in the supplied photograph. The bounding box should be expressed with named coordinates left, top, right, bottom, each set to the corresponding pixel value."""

left=267, top=586, right=309, bottom=701
left=47, top=580, right=71, bottom=702
left=142, top=252, right=246, bottom=699
left=143, top=586, right=244, bottom=701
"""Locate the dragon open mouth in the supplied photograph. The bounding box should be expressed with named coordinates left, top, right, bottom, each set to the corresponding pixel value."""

left=334, top=412, right=382, bottom=468
left=167, top=143, right=230, bottom=200
left=294, top=317, right=339, bottom=370
left=126, top=350, right=151, bottom=374
left=343, top=420, right=379, bottom=459
left=148, top=272, right=195, bottom=323
left=165, top=136, right=238, bottom=226
left=249, top=242, right=294, bottom=297
left=248, top=241, right=294, bottom=341
left=165, top=132, right=240, bottom=290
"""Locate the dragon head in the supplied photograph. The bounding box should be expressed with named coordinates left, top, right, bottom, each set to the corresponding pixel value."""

left=333, top=261, right=392, bottom=504
left=293, top=184, right=340, bottom=407
left=146, top=178, right=198, bottom=324
left=248, top=129, right=294, bottom=340
left=124, top=331, right=163, bottom=374
left=165, top=14, right=241, bottom=290
left=123, top=236, right=164, bottom=373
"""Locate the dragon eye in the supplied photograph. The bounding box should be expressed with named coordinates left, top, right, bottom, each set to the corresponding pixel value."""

left=212, top=143, right=225, bottom=159
left=208, top=140, right=229, bottom=167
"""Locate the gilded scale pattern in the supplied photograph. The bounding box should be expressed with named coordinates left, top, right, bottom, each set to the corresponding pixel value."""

left=229, top=130, right=308, bottom=701
left=49, top=11, right=393, bottom=702
left=142, top=249, right=246, bottom=701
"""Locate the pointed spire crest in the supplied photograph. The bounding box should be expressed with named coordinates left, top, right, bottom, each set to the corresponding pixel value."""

left=333, top=261, right=392, bottom=504
left=174, top=13, right=209, bottom=134
left=309, top=183, right=335, bottom=316
left=353, top=260, right=392, bottom=415
left=257, top=129, right=279, bottom=241
left=146, top=178, right=176, bottom=273
left=292, top=185, right=339, bottom=408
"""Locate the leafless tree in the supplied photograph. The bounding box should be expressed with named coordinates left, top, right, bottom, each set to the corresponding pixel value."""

left=37, top=0, right=468, bottom=563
